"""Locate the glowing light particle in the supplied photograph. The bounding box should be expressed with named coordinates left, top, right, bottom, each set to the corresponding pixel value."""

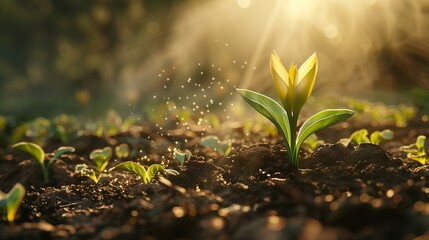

left=237, top=0, right=251, bottom=9
left=324, top=25, right=338, bottom=39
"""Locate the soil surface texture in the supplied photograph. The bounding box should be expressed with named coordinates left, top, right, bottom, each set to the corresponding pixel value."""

left=0, top=118, right=428, bottom=240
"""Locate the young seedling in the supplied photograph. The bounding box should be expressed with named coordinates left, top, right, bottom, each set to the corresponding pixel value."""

left=348, top=129, right=394, bottom=145
left=400, top=135, right=428, bottom=165
left=109, top=161, right=179, bottom=184
left=302, top=134, right=324, bottom=153
left=0, top=183, right=25, bottom=223
left=200, top=135, right=232, bottom=156
left=174, top=149, right=192, bottom=166
left=75, top=147, right=112, bottom=183
left=237, top=52, right=355, bottom=168
left=115, top=143, right=130, bottom=159
left=12, top=142, right=75, bottom=183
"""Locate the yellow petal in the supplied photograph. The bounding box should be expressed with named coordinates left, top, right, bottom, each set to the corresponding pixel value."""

left=295, top=53, right=318, bottom=113
left=270, top=52, right=289, bottom=102
left=288, top=63, right=298, bottom=87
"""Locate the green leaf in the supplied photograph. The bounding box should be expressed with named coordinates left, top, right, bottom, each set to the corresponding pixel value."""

left=174, top=149, right=192, bottom=165
left=200, top=136, right=231, bottom=156
left=90, top=147, right=112, bottom=172
left=12, top=142, right=45, bottom=167
left=407, top=153, right=426, bottom=165
left=415, top=135, right=426, bottom=152
left=146, top=164, right=165, bottom=183
left=297, top=109, right=355, bottom=150
left=53, top=146, right=75, bottom=159
left=75, top=164, right=100, bottom=183
left=237, top=89, right=291, bottom=150
left=350, top=129, right=370, bottom=144
left=115, top=143, right=130, bottom=159
left=109, top=161, right=148, bottom=183
left=370, top=129, right=393, bottom=144
left=0, top=183, right=25, bottom=222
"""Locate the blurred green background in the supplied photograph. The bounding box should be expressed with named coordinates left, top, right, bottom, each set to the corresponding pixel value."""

left=1, top=0, right=428, bottom=120
left=0, top=0, right=178, bottom=117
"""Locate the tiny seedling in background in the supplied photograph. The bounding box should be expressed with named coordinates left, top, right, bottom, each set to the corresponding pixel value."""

left=302, top=134, right=324, bottom=153
left=200, top=135, right=232, bottom=156
left=0, top=183, right=25, bottom=223
left=346, top=129, right=394, bottom=145
left=115, top=143, right=130, bottom=159
left=90, top=147, right=112, bottom=172
left=400, top=135, right=428, bottom=165
left=174, top=149, right=192, bottom=165
left=109, top=161, right=179, bottom=184
left=75, top=147, right=112, bottom=183
left=12, top=142, right=75, bottom=183
left=237, top=52, right=355, bottom=168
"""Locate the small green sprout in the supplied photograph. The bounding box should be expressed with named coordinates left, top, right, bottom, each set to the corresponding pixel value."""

left=115, top=143, right=130, bottom=159
left=12, top=142, right=75, bottom=183
left=174, top=149, right=192, bottom=165
left=302, top=134, right=324, bottom=153
left=109, top=161, right=179, bottom=184
left=75, top=147, right=112, bottom=183
left=349, top=129, right=394, bottom=145
left=201, top=135, right=232, bottom=156
left=237, top=52, right=355, bottom=168
left=400, top=135, right=428, bottom=165
left=90, top=147, right=112, bottom=172
left=0, top=183, right=25, bottom=223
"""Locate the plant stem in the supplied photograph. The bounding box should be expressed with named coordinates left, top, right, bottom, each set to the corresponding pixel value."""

left=289, top=112, right=299, bottom=168
left=42, top=166, right=49, bottom=183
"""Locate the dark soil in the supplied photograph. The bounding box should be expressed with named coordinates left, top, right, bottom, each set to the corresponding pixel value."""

left=0, top=119, right=428, bottom=240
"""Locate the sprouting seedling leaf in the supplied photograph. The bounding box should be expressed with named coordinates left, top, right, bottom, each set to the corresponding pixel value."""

left=146, top=164, right=167, bottom=183
left=12, top=142, right=45, bottom=167
left=115, top=143, right=130, bottom=159
left=12, top=142, right=75, bottom=183
left=201, top=136, right=232, bottom=156
left=415, top=135, right=426, bottom=153
left=400, top=135, right=427, bottom=165
left=237, top=52, right=355, bottom=168
left=110, top=161, right=148, bottom=183
left=370, top=129, right=393, bottom=145
left=296, top=109, right=355, bottom=151
left=75, top=164, right=101, bottom=183
left=349, top=129, right=394, bottom=145
left=174, top=149, right=192, bottom=165
left=12, top=142, right=50, bottom=183
left=350, top=129, right=370, bottom=145
left=53, top=146, right=75, bottom=159
left=109, top=161, right=179, bottom=184
left=90, top=147, right=112, bottom=172
left=302, top=134, right=324, bottom=152
left=50, top=146, right=75, bottom=168
left=0, top=183, right=25, bottom=223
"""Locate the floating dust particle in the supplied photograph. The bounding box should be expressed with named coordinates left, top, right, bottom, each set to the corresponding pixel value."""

left=209, top=204, right=220, bottom=211
left=324, top=195, right=334, bottom=202
left=360, top=193, right=370, bottom=203
left=329, top=202, right=339, bottom=211
left=201, top=217, right=225, bottom=230
left=386, top=189, right=395, bottom=198
left=413, top=201, right=425, bottom=212
left=266, top=215, right=286, bottom=231
left=371, top=199, right=383, bottom=208
left=172, top=206, right=186, bottom=218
